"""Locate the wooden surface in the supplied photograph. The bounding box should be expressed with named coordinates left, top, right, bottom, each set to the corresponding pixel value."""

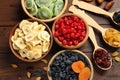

left=0, top=0, right=120, bottom=80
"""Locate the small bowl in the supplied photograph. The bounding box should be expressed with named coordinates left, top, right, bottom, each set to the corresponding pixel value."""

left=52, top=13, right=89, bottom=49
left=21, top=0, right=68, bottom=22
left=9, top=19, right=53, bottom=62
left=47, top=50, right=94, bottom=80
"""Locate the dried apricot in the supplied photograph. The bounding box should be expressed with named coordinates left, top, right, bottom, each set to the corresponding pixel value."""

left=71, top=61, right=85, bottom=73
left=79, top=67, right=91, bottom=80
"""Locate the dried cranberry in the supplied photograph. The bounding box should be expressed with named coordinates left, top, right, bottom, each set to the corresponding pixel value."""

left=94, top=48, right=111, bottom=68
left=54, top=15, right=86, bottom=46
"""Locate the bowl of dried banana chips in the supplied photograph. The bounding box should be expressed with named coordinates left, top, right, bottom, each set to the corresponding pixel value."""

left=9, top=19, right=53, bottom=62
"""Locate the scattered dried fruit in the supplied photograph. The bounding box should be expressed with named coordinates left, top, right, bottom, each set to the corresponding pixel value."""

left=43, top=67, right=48, bottom=71
left=71, top=61, right=85, bottom=73
left=27, top=72, right=31, bottom=79
left=35, top=77, right=41, bottom=80
left=112, top=52, right=119, bottom=57
left=104, top=1, right=114, bottom=11
left=114, top=57, right=120, bottom=62
left=11, top=64, right=18, bottom=69
left=95, top=0, right=104, bottom=5
left=79, top=67, right=91, bottom=80
left=41, top=59, right=48, bottom=64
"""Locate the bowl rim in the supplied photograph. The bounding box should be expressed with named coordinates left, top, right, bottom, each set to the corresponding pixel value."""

left=9, top=19, right=53, bottom=62
left=52, top=13, right=89, bottom=49
left=47, top=50, right=94, bottom=80
left=21, top=0, right=68, bottom=22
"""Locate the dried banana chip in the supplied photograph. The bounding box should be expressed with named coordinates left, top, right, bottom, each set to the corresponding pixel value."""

left=30, top=37, right=41, bottom=46
left=19, top=20, right=32, bottom=29
left=14, top=38, right=26, bottom=49
left=12, top=43, right=19, bottom=50
left=38, top=31, right=50, bottom=41
left=25, top=32, right=37, bottom=42
left=42, top=41, right=50, bottom=53
left=11, top=20, right=51, bottom=60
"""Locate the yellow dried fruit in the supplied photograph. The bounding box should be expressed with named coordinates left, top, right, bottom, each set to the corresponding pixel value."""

left=112, top=52, right=119, bottom=57
left=11, top=64, right=18, bottom=69
left=104, top=28, right=120, bottom=47
left=36, top=77, right=41, bottom=80
left=41, top=59, right=48, bottom=64
left=27, top=72, right=31, bottom=79
left=114, top=57, right=120, bottom=62
left=43, top=67, right=48, bottom=71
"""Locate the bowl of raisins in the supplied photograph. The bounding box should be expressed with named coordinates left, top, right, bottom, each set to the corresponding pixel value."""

left=52, top=13, right=89, bottom=49
left=21, top=0, right=68, bottom=22
left=47, top=50, right=94, bottom=80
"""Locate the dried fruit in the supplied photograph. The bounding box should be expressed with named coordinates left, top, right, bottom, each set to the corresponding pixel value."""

left=11, top=64, right=18, bottom=69
left=112, top=52, right=119, bottom=57
left=54, top=15, right=86, bottom=46
left=94, top=48, right=111, bottom=68
left=27, top=72, right=31, bottom=79
left=41, top=59, right=48, bottom=64
left=95, top=0, right=104, bottom=5
left=43, top=67, right=48, bottom=71
left=79, top=67, right=91, bottom=80
left=36, top=77, right=41, bottom=80
left=104, top=1, right=114, bottom=11
left=114, top=57, right=120, bottom=62
left=49, top=50, right=90, bottom=80
left=71, top=61, right=85, bottom=73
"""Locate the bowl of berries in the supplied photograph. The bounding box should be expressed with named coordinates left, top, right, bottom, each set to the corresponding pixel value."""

left=47, top=50, right=94, bottom=80
left=52, top=13, right=89, bottom=49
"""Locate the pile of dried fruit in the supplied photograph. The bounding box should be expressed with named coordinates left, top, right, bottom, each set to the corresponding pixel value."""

left=49, top=50, right=91, bottom=80
left=11, top=20, right=51, bottom=59
left=94, top=48, right=111, bottom=68
left=103, top=28, right=120, bottom=47
left=54, top=15, right=86, bottom=46
left=112, top=51, right=120, bottom=62
left=71, top=61, right=91, bottom=80
left=25, top=0, right=64, bottom=19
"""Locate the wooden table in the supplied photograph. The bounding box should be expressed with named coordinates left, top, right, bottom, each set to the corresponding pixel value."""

left=0, top=0, right=120, bottom=80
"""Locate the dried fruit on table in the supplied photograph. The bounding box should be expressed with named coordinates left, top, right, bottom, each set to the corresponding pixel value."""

left=11, top=64, right=18, bottom=69
left=79, top=67, right=91, bottom=80
left=112, top=51, right=119, bottom=57
left=104, top=1, right=114, bottom=11
left=114, top=57, right=120, bottom=62
left=95, top=0, right=104, bottom=5
left=71, top=61, right=85, bottom=73
left=41, top=59, right=48, bottom=64
left=43, top=67, right=48, bottom=71
left=35, top=77, right=41, bottom=80
left=27, top=71, right=31, bottom=79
